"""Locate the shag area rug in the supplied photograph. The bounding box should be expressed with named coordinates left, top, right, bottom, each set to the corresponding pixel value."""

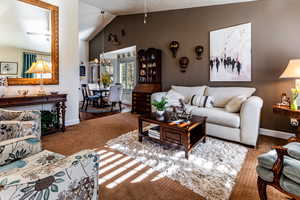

left=106, top=128, right=248, bottom=200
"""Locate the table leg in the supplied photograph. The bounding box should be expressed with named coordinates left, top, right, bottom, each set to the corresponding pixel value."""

left=55, top=102, right=60, bottom=130
left=138, top=118, right=143, bottom=142
left=61, top=101, right=66, bottom=132
left=185, top=150, right=189, bottom=159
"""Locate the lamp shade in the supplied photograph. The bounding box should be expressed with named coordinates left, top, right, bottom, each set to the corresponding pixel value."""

left=26, top=60, right=52, bottom=74
left=280, top=59, right=300, bottom=78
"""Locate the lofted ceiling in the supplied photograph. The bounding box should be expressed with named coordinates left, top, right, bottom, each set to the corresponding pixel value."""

left=80, top=0, right=256, bottom=16
left=79, top=0, right=256, bottom=41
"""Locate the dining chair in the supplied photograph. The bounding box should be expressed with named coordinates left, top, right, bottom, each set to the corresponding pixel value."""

left=81, top=84, right=100, bottom=110
left=108, top=85, right=123, bottom=112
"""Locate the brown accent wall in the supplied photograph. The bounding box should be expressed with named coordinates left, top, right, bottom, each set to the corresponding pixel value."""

left=89, top=0, right=300, bottom=132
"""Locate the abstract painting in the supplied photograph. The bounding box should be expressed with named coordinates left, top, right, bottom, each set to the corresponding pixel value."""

left=210, top=23, right=251, bottom=81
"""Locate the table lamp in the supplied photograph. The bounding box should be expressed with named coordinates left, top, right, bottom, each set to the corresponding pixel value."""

left=280, top=59, right=300, bottom=110
left=26, top=60, right=52, bottom=95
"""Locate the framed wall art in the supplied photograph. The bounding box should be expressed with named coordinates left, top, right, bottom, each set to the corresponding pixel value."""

left=210, top=23, right=251, bottom=82
left=0, top=62, right=18, bottom=75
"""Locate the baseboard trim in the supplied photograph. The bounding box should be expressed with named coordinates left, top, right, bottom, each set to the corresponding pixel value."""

left=66, top=119, right=80, bottom=126
left=260, top=128, right=295, bottom=140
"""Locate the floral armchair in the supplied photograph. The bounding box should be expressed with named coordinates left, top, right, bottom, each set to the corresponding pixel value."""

left=0, top=109, right=99, bottom=200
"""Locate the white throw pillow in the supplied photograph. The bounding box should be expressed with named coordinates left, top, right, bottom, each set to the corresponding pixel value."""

left=171, top=85, right=207, bottom=103
left=205, top=87, right=256, bottom=108
left=190, top=95, right=215, bottom=108
left=165, top=89, right=185, bottom=107
left=225, top=96, right=247, bottom=113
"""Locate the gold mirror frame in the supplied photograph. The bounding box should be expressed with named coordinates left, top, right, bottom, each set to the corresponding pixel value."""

left=8, top=0, right=59, bottom=85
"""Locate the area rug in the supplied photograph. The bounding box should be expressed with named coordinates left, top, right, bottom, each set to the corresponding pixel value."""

left=106, top=127, right=248, bottom=200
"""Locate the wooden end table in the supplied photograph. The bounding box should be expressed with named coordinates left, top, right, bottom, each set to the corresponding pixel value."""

left=138, top=112, right=207, bottom=159
left=273, top=105, right=300, bottom=142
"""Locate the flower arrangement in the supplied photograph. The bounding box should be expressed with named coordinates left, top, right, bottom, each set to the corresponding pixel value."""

left=291, top=88, right=300, bottom=110
left=100, top=73, right=112, bottom=88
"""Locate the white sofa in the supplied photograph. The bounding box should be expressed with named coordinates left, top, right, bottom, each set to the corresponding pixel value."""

left=151, top=86, right=263, bottom=147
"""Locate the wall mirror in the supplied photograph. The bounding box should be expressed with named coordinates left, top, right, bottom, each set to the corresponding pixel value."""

left=0, top=0, right=59, bottom=85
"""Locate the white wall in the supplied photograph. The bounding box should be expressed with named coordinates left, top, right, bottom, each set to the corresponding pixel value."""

left=4, top=0, right=80, bottom=126
left=79, top=39, right=89, bottom=101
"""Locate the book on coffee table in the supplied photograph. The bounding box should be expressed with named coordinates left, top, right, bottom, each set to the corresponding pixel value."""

left=148, top=125, right=160, bottom=139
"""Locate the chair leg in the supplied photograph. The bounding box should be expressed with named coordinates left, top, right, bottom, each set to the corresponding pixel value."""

left=119, top=102, right=122, bottom=112
left=85, top=100, right=89, bottom=111
left=111, top=102, right=115, bottom=112
left=257, top=177, right=268, bottom=200
left=81, top=100, right=85, bottom=110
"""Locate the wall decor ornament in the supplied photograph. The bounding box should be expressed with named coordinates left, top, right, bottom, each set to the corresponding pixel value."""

left=195, top=45, right=204, bottom=60
left=210, top=23, right=251, bottom=81
left=108, top=33, right=121, bottom=46
left=179, top=57, right=189, bottom=73
left=169, top=41, right=180, bottom=58
left=0, top=62, right=18, bottom=75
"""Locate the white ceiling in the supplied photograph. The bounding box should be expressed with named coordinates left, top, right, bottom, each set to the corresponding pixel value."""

left=79, top=0, right=256, bottom=41
left=0, top=0, right=51, bottom=53
left=80, top=0, right=256, bottom=16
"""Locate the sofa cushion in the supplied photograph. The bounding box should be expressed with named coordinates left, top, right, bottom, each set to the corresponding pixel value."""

left=186, top=106, right=240, bottom=128
left=190, top=95, right=215, bottom=108
left=171, top=85, right=207, bottom=103
left=225, top=96, right=247, bottom=113
left=205, top=87, right=256, bottom=108
left=165, top=89, right=185, bottom=107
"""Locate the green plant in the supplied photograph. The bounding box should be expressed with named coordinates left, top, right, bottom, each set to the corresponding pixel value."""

left=41, top=111, right=58, bottom=133
left=152, top=97, right=168, bottom=111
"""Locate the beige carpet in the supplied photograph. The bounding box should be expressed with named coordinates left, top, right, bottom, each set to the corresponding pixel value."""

left=42, top=113, right=290, bottom=200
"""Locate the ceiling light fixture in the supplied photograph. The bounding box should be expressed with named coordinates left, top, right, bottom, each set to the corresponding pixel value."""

left=100, top=11, right=111, bottom=66
left=144, top=0, right=149, bottom=24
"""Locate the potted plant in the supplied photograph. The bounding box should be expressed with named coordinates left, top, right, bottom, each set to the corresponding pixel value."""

left=152, top=97, right=168, bottom=115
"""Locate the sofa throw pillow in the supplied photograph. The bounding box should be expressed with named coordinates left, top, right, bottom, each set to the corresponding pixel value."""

left=165, top=89, right=185, bottom=107
left=190, top=95, right=215, bottom=108
left=171, top=85, right=207, bottom=104
left=205, top=87, right=256, bottom=108
left=225, top=95, right=247, bottom=113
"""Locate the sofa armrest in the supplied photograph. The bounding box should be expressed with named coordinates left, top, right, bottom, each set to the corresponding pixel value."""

left=240, top=96, right=263, bottom=146
left=0, top=149, right=99, bottom=200
left=151, top=92, right=167, bottom=112
left=0, top=135, right=41, bottom=166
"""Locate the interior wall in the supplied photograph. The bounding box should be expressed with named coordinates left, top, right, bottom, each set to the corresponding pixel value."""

left=5, top=0, right=80, bottom=126
left=0, top=46, right=23, bottom=77
left=89, top=0, right=300, bottom=132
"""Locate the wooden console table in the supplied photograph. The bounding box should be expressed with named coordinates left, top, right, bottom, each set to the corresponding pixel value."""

left=273, top=105, right=300, bottom=142
left=0, top=94, right=67, bottom=133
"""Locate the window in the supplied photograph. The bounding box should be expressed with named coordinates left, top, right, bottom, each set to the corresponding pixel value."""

left=119, top=60, right=136, bottom=90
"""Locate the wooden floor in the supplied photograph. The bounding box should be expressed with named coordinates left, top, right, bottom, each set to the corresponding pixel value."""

left=42, top=113, right=290, bottom=200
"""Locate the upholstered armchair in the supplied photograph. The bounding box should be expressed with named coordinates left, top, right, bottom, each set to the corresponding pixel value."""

left=257, top=140, right=300, bottom=200
left=0, top=109, right=99, bottom=199
left=0, top=109, right=42, bottom=166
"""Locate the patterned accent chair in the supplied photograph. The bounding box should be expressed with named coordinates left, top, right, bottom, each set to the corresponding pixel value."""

left=257, top=140, right=300, bottom=200
left=0, top=109, right=99, bottom=200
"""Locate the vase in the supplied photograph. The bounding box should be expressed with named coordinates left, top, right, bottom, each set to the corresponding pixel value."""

left=156, top=110, right=165, bottom=116
left=291, top=99, right=298, bottom=111
left=0, top=86, right=5, bottom=97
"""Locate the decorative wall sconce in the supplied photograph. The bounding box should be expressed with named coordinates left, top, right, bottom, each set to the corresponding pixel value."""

left=179, top=57, right=189, bottom=73
left=195, top=45, right=204, bottom=60
left=108, top=33, right=121, bottom=46
left=169, top=41, right=180, bottom=58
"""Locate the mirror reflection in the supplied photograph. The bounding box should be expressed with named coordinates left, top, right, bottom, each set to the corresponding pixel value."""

left=0, top=0, right=52, bottom=79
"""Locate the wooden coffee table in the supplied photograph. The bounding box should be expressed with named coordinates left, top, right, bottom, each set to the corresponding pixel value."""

left=138, top=112, right=207, bottom=159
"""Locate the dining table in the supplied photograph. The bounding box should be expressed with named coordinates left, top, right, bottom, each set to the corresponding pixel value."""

left=90, top=88, right=110, bottom=108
